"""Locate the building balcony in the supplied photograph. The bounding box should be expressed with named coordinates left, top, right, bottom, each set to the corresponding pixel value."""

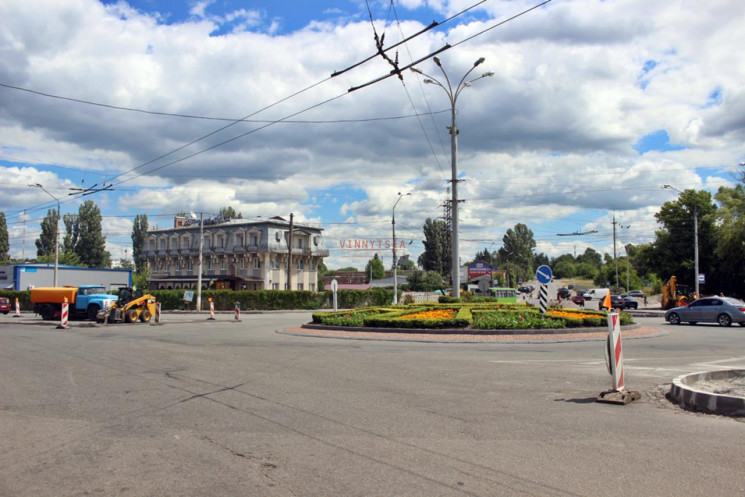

left=232, top=245, right=246, bottom=253
left=246, top=244, right=259, bottom=253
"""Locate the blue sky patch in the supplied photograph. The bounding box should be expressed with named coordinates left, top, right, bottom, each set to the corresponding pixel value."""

left=633, top=130, right=685, bottom=154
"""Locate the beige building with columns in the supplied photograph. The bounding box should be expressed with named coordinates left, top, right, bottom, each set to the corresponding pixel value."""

left=145, top=216, right=328, bottom=291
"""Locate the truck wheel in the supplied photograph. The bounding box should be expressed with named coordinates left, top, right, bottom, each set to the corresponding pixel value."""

left=40, top=304, right=55, bottom=321
left=139, top=309, right=152, bottom=323
left=125, top=309, right=139, bottom=323
left=87, top=305, right=99, bottom=321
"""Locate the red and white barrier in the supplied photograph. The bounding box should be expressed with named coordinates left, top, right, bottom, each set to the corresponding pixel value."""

left=234, top=302, right=241, bottom=322
left=13, top=298, right=21, bottom=317
left=597, top=312, right=640, bottom=404
left=57, top=298, right=69, bottom=330
left=607, top=313, right=624, bottom=390
left=207, top=299, right=216, bottom=320
left=151, top=301, right=161, bottom=326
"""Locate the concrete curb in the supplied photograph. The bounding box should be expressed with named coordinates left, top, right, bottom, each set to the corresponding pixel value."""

left=668, top=370, right=745, bottom=417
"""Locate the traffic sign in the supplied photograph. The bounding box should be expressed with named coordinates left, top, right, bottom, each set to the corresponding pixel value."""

left=536, top=265, right=552, bottom=285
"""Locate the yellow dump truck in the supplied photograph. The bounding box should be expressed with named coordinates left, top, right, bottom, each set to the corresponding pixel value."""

left=97, top=287, right=157, bottom=323
left=661, top=276, right=695, bottom=310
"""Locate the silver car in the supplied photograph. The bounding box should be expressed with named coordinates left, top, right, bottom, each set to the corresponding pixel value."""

left=665, top=297, right=745, bottom=327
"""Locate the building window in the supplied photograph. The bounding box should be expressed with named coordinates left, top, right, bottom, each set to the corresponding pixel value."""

left=186, top=259, right=193, bottom=270
left=310, top=260, right=316, bottom=271
left=149, top=239, right=156, bottom=250
left=297, top=260, right=304, bottom=271
left=175, top=260, right=181, bottom=270
left=271, top=258, right=279, bottom=269
left=221, top=259, right=226, bottom=270
left=240, top=257, right=246, bottom=269
left=217, top=236, right=224, bottom=248
left=296, top=238, right=303, bottom=248
left=284, top=283, right=289, bottom=290
left=272, top=283, right=279, bottom=290
left=253, top=258, right=261, bottom=269
left=236, top=234, right=243, bottom=247
left=298, top=283, right=304, bottom=290
left=208, top=259, right=212, bottom=270
left=250, top=234, right=258, bottom=245
left=309, top=283, right=315, bottom=291
left=204, top=237, right=211, bottom=249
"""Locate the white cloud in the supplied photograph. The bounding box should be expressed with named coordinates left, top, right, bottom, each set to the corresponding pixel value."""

left=2, top=0, right=744, bottom=268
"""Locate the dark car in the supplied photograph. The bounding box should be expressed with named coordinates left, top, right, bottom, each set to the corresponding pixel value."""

left=665, top=297, right=745, bottom=327
left=600, top=294, right=624, bottom=310
left=517, top=286, right=531, bottom=294
left=0, top=297, right=10, bottom=314
left=621, top=296, right=638, bottom=310
left=571, top=295, right=585, bottom=306
left=626, top=290, right=644, bottom=298
left=557, top=287, right=571, bottom=299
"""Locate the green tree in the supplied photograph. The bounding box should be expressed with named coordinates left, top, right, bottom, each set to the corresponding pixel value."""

left=551, top=254, right=576, bottom=279
left=365, top=254, right=385, bottom=281
left=218, top=206, right=242, bottom=219
left=713, top=184, right=745, bottom=295
left=35, top=209, right=58, bottom=257
left=73, top=201, right=111, bottom=267
left=499, top=223, right=536, bottom=283
left=0, top=212, right=9, bottom=262
left=418, top=218, right=450, bottom=276
left=131, top=214, right=149, bottom=274
left=652, top=189, right=718, bottom=289
left=406, top=269, right=444, bottom=291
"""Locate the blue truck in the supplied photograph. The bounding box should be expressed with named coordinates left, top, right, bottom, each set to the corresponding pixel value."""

left=31, top=285, right=119, bottom=321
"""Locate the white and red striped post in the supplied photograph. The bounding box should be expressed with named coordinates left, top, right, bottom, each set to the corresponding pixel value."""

left=13, top=297, right=21, bottom=317
left=234, top=301, right=241, bottom=322
left=151, top=301, right=161, bottom=326
left=207, top=298, right=216, bottom=320
left=57, top=297, right=69, bottom=330
left=607, top=313, right=624, bottom=391
left=597, top=312, right=640, bottom=404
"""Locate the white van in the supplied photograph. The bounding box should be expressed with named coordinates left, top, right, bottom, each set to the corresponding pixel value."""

left=583, top=288, right=609, bottom=301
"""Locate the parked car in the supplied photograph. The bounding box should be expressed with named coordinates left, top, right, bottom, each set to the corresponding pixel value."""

left=621, top=296, right=638, bottom=310
left=0, top=297, right=10, bottom=314
left=557, top=287, right=571, bottom=299
left=571, top=295, right=585, bottom=306
left=665, top=297, right=745, bottom=327
left=583, top=288, right=609, bottom=302
left=626, top=290, right=644, bottom=298
left=517, top=286, right=531, bottom=294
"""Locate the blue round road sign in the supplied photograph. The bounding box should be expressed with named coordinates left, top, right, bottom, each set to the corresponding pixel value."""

left=536, top=265, right=552, bottom=285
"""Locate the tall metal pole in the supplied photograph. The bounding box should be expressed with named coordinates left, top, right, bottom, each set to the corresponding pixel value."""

left=694, top=207, right=699, bottom=297
left=411, top=58, right=493, bottom=299
left=392, top=193, right=409, bottom=305
left=449, top=101, right=460, bottom=297
left=30, top=184, right=59, bottom=286
left=196, top=213, right=204, bottom=311
left=612, top=214, right=618, bottom=290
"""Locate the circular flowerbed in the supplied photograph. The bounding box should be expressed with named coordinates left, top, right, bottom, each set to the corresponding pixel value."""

left=311, top=303, right=633, bottom=331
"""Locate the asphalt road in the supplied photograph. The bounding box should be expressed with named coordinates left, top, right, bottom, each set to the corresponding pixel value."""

left=2, top=312, right=744, bottom=497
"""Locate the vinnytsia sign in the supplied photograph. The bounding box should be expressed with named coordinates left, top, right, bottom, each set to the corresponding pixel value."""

left=338, top=239, right=408, bottom=250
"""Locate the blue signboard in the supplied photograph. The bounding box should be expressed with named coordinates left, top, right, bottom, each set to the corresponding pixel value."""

left=535, top=265, right=552, bottom=285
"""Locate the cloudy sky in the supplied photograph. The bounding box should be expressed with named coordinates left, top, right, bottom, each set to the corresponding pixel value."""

left=2, top=0, right=744, bottom=271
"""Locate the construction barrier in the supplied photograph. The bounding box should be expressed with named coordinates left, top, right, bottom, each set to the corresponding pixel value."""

left=57, top=298, right=69, bottom=330
left=151, top=302, right=162, bottom=326
left=207, top=298, right=216, bottom=320
left=597, top=312, right=640, bottom=405
left=13, top=298, right=21, bottom=317
left=234, top=302, right=241, bottom=322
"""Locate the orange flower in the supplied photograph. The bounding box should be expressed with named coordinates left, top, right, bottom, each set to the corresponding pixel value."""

left=399, top=309, right=457, bottom=320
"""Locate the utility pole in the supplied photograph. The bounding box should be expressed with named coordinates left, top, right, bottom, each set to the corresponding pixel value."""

left=612, top=215, right=618, bottom=290
left=694, top=207, right=699, bottom=297
left=411, top=57, right=493, bottom=298
left=288, top=213, right=294, bottom=291
left=197, top=213, right=204, bottom=311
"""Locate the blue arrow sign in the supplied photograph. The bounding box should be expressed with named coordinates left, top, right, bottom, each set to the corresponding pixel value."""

left=536, top=265, right=552, bottom=285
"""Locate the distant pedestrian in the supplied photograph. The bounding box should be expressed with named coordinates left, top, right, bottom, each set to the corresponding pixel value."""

left=643, top=295, right=647, bottom=307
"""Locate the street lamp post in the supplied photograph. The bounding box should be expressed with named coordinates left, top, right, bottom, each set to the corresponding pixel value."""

left=663, top=185, right=700, bottom=298
left=392, top=192, right=410, bottom=305
left=412, top=57, right=493, bottom=298
left=30, top=183, right=60, bottom=287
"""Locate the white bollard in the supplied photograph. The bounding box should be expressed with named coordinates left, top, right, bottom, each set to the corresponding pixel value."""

left=13, top=298, right=21, bottom=317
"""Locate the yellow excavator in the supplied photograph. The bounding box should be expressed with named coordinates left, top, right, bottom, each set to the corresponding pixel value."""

left=97, top=287, right=157, bottom=323
left=661, top=276, right=695, bottom=310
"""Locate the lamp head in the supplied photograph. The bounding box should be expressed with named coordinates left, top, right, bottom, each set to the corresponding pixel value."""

left=410, top=67, right=423, bottom=75
left=474, top=57, right=485, bottom=67
left=423, top=78, right=435, bottom=85
left=433, top=56, right=442, bottom=67
left=483, top=71, right=495, bottom=77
